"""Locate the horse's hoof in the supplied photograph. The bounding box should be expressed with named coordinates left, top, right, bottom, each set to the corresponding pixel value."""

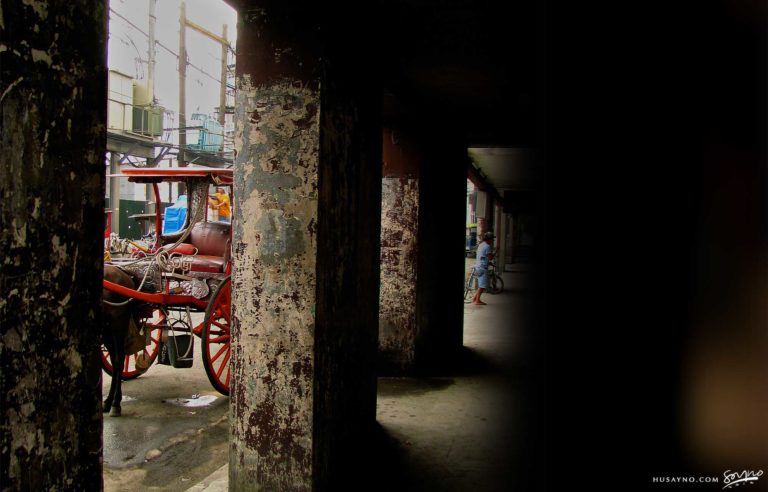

left=103, top=403, right=111, bottom=414
left=109, top=406, right=122, bottom=417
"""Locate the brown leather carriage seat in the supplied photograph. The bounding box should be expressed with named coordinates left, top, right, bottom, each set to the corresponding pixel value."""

left=164, top=221, right=230, bottom=273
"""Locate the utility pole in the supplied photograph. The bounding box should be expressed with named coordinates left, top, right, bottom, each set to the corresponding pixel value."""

left=218, top=24, right=228, bottom=151
left=178, top=0, right=187, bottom=168
left=218, top=24, right=228, bottom=128
left=147, top=0, right=157, bottom=87
left=182, top=15, right=230, bottom=154
left=146, top=0, right=157, bottom=210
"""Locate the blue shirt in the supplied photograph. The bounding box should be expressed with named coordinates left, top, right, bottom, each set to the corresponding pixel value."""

left=476, top=241, right=492, bottom=270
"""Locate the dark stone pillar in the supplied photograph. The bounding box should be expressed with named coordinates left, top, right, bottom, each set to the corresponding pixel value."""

left=1, top=2, right=107, bottom=490
left=231, top=2, right=380, bottom=489
left=378, top=126, right=466, bottom=373
left=415, top=133, right=468, bottom=368
left=379, top=128, right=420, bottom=373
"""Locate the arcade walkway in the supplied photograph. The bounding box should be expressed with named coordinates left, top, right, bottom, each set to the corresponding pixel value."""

left=189, top=265, right=539, bottom=492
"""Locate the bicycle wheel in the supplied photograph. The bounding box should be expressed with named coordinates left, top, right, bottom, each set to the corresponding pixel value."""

left=489, top=273, right=504, bottom=294
left=464, top=269, right=476, bottom=300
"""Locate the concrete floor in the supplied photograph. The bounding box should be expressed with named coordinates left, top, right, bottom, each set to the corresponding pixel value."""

left=356, top=261, right=529, bottom=491
left=104, top=264, right=536, bottom=491
left=102, top=320, right=230, bottom=491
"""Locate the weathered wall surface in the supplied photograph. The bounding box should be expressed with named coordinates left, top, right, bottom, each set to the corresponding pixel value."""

left=0, top=2, right=107, bottom=490
left=379, top=178, right=419, bottom=368
left=231, top=76, right=320, bottom=491
left=379, top=128, right=420, bottom=373
left=231, top=3, right=380, bottom=490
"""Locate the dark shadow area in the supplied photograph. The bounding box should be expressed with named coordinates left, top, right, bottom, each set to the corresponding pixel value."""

left=492, top=286, right=534, bottom=296
left=372, top=335, right=530, bottom=491
left=545, top=2, right=766, bottom=490
left=376, top=377, right=455, bottom=397
left=339, top=422, right=439, bottom=492
left=414, top=345, right=517, bottom=378
left=378, top=345, right=515, bottom=379
left=344, top=421, right=521, bottom=492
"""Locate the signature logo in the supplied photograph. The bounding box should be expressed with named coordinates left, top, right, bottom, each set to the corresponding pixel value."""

left=723, top=470, right=763, bottom=490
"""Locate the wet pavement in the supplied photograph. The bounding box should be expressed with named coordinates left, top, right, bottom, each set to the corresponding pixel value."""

left=101, top=320, right=230, bottom=492
left=103, top=264, right=531, bottom=491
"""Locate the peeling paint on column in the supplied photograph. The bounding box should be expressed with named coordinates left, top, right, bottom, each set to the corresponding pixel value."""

left=378, top=127, right=420, bottom=374
left=231, top=73, right=319, bottom=491
left=379, top=178, right=420, bottom=371
left=1, top=1, right=107, bottom=490
left=231, top=4, right=381, bottom=489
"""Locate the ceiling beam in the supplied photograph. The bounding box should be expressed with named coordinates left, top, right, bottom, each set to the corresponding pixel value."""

left=467, top=162, right=502, bottom=202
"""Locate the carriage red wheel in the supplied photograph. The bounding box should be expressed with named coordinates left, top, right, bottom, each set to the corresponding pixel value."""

left=101, top=309, right=165, bottom=380
left=202, top=277, right=231, bottom=395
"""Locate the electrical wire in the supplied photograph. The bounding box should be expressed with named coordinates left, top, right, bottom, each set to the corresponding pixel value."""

left=109, top=7, right=235, bottom=87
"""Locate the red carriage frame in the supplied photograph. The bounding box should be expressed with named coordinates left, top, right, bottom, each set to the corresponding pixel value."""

left=102, top=166, right=233, bottom=395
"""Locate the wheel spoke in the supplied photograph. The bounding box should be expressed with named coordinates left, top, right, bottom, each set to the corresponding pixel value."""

left=210, top=334, right=229, bottom=344
left=214, top=306, right=230, bottom=319
left=210, top=343, right=228, bottom=364
left=215, top=349, right=231, bottom=379
left=202, top=279, right=231, bottom=395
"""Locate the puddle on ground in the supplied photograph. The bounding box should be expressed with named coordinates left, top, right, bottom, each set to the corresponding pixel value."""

left=163, top=394, right=219, bottom=408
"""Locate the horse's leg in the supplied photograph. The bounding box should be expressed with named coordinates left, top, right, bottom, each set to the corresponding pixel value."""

left=103, top=265, right=135, bottom=417
left=103, top=331, right=116, bottom=414
left=109, top=325, right=125, bottom=417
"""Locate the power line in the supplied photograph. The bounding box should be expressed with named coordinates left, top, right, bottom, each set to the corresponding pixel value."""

left=108, top=7, right=234, bottom=87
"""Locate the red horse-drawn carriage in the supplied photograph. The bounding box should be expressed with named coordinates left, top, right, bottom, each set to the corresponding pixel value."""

left=102, top=167, right=232, bottom=397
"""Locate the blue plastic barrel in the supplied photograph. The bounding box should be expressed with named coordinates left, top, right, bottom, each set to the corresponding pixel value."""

left=162, top=195, right=188, bottom=235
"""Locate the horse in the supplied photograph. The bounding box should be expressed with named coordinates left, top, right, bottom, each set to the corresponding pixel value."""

left=102, top=265, right=136, bottom=417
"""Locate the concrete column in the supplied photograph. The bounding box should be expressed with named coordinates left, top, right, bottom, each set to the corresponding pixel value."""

left=0, top=2, right=108, bottom=490
left=476, top=190, right=488, bottom=235
left=378, top=128, right=467, bottom=372
left=231, top=2, right=380, bottom=489
left=415, top=134, right=469, bottom=366
left=379, top=128, right=420, bottom=373
left=496, top=205, right=508, bottom=270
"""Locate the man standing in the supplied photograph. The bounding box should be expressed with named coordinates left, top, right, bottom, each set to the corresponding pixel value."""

left=471, top=231, right=495, bottom=305
left=208, top=187, right=231, bottom=223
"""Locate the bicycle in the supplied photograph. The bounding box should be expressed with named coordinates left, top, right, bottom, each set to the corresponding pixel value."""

left=464, top=267, right=478, bottom=301
left=464, top=263, right=504, bottom=301
left=486, top=260, right=504, bottom=294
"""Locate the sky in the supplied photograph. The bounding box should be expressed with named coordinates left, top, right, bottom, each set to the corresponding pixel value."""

left=107, top=0, right=238, bottom=132
left=107, top=0, right=237, bottom=203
